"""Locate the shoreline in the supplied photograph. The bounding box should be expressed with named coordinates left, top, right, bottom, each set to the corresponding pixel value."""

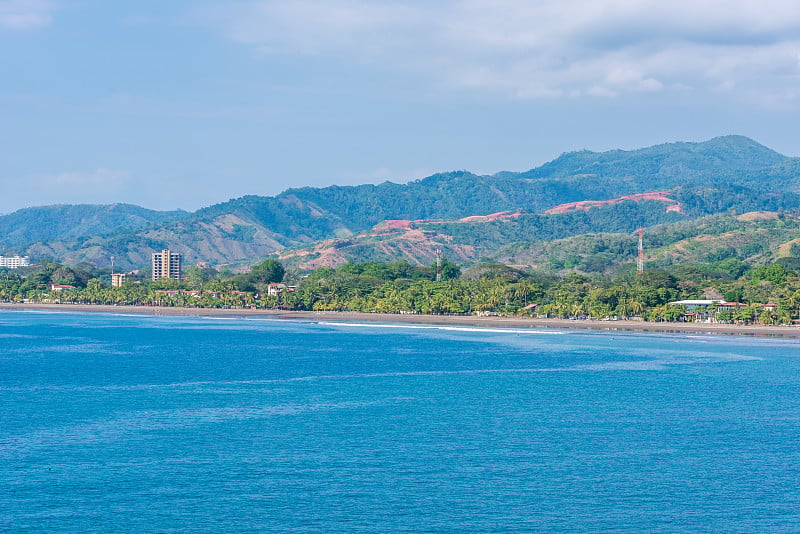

left=1, top=302, right=799, bottom=338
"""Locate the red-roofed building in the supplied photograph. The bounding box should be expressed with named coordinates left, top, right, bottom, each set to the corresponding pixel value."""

left=50, top=284, right=75, bottom=292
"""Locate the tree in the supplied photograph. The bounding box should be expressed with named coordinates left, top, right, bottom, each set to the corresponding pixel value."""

left=715, top=309, right=733, bottom=323
left=183, top=264, right=219, bottom=287
left=751, top=263, right=792, bottom=284
left=84, top=278, right=103, bottom=303
left=635, top=269, right=678, bottom=290
left=724, top=288, right=744, bottom=303
left=733, top=305, right=759, bottom=324
left=248, top=259, right=285, bottom=285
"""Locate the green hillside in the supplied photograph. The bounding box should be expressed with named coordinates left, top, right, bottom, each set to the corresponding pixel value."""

left=493, top=212, right=800, bottom=274
left=199, top=135, right=798, bottom=240
left=2, top=135, right=799, bottom=269
left=0, top=204, right=188, bottom=248
left=501, top=135, right=786, bottom=184
left=275, top=203, right=800, bottom=275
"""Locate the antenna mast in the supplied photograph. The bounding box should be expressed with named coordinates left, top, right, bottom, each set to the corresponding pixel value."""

left=636, top=228, right=644, bottom=274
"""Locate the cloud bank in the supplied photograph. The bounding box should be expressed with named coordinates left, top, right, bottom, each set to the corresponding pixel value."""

left=0, top=0, right=52, bottom=30
left=206, top=0, right=800, bottom=104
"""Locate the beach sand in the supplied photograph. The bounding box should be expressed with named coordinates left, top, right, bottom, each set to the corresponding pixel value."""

left=1, top=302, right=799, bottom=338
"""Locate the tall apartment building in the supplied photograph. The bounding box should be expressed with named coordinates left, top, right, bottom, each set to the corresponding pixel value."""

left=111, top=272, right=126, bottom=287
left=0, top=255, right=30, bottom=269
left=151, top=249, right=182, bottom=281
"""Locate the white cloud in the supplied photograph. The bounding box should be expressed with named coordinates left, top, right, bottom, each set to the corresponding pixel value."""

left=0, top=0, right=52, bottom=30
left=203, top=0, right=800, bottom=104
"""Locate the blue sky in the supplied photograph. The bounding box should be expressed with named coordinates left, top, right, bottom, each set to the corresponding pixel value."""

left=1, top=0, right=799, bottom=214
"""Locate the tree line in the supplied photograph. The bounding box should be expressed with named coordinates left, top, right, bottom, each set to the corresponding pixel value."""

left=2, top=258, right=799, bottom=325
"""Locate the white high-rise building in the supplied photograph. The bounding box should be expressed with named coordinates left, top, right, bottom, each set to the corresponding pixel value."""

left=0, top=255, right=30, bottom=269
left=152, top=249, right=182, bottom=281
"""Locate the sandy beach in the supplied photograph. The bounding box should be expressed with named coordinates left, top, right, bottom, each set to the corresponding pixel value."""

left=2, top=302, right=799, bottom=338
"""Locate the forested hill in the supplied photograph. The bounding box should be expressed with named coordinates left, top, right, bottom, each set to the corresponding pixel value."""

left=0, top=204, right=188, bottom=247
left=496, top=135, right=786, bottom=182
left=190, top=134, right=798, bottom=240
left=2, top=135, right=800, bottom=269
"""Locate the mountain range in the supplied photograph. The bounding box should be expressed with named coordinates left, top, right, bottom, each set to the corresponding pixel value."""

left=2, top=135, right=799, bottom=271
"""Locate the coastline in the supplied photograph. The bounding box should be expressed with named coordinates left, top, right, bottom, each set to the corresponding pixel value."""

left=1, top=302, right=799, bottom=338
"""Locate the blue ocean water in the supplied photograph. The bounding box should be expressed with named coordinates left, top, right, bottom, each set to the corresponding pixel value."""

left=1, top=311, right=799, bottom=533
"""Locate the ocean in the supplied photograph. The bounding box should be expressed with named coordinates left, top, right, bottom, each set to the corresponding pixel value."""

left=2, top=310, right=799, bottom=532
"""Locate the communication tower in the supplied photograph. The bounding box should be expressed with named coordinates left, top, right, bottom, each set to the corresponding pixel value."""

left=636, top=228, right=644, bottom=274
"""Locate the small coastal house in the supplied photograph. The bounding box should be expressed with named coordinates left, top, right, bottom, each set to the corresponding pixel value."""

left=521, top=303, right=540, bottom=315
left=267, top=283, right=286, bottom=296
left=668, top=299, right=747, bottom=322
left=50, top=284, right=75, bottom=292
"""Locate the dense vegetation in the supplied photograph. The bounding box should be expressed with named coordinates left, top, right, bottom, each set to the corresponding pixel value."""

left=493, top=212, right=800, bottom=272
left=0, top=204, right=187, bottom=246
left=192, top=135, right=800, bottom=244
left=424, top=200, right=688, bottom=247
left=4, top=253, right=799, bottom=325
left=0, top=135, right=792, bottom=325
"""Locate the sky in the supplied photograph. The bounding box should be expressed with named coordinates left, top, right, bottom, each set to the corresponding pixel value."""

left=1, top=0, right=799, bottom=214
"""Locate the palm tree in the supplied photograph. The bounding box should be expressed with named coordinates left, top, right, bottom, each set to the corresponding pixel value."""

left=616, top=298, right=634, bottom=319
left=513, top=281, right=535, bottom=307
left=570, top=302, right=586, bottom=319
left=590, top=303, right=612, bottom=320
left=784, top=290, right=800, bottom=321
left=628, top=298, right=645, bottom=318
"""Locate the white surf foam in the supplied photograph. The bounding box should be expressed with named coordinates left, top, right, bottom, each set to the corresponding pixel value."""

left=315, top=321, right=564, bottom=335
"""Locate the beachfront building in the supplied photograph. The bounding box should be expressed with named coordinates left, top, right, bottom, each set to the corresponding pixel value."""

left=50, top=284, right=75, bottom=292
left=0, top=255, right=30, bottom=269
left=267, top=283, right=286, bottom=296
left=111, top=272, right=126, bottom=287
left=668, top=299, right=746, bottom=322
left=152, top=249, right=182, bottom=281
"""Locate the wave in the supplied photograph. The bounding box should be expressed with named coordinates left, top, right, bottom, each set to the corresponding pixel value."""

left=315, top=321, right=564, bottom=335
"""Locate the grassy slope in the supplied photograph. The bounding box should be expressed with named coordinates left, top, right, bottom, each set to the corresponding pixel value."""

left=4, top=136, right=799, bottom=269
